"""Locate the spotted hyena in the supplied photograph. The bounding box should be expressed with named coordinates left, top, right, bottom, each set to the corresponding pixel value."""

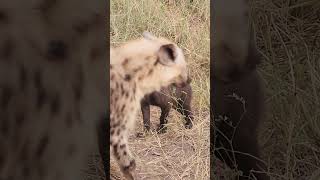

left=140, top=80, right=193, bottom=133
left=0, top=1, right=107, bottom=180
left=212, top=0, right=270, bottom=179
left=102, top=32, right=189, bottom=180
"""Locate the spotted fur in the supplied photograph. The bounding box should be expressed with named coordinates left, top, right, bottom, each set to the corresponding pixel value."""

left=106, top=32, right=188, bottom=180
left=0, top=1, right=107, bottom=180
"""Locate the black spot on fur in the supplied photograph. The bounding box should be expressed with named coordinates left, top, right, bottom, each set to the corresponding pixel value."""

left=125, top=91, right=129, bottom=98
left=50, top=94, right=61, bottom=115
left=138, top=75, right=144, bottom=81
left=133, top=83, right=136, bottom=94
left=19, top=66, right=27, bottom=91
left=47, top=40, right=68, bottom=61
left=113, top=145, right=120, bottom=160
left=73, top=68, right=84, bottom=102
left=147, top=69, right=153, bottom=75
left=122, top=58, right=129, bottom=67
left=34, top=70, right=46, bottom=109
left=2, top=38, right=14, bottom=59
left=120, top=84, right=124, bottom=95
left=36, top=0, right=57, bottom=13
left=1, top=86, right=13, bottom=109
left=0, top=11, right=8, bottom=23
left=112, top=122, right=120, bottom=129
left=119, top=144, right=125, bottom=149
left=124, top=74, right=131, bottom=81
left=36, top=136, right=49, bottom=157
left=15, top=111, right=25, bottom=127
left=110, top=89, right=114, bottom=97
left=120, top=105, right=125, bottom=113
left=133, top=67, right=142, bottom=73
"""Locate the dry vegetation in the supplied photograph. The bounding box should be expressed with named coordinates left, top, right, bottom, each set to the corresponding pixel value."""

left=82, top=0, right=320, bottom=179
left=83, top=0, right=210, bottom=180
left=213, top=0, right=320, bottom=179
left=254, top=0, right=320, bottom=179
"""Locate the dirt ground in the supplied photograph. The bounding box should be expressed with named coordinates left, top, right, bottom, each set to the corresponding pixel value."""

left=82, top=106, right=210, bottom=180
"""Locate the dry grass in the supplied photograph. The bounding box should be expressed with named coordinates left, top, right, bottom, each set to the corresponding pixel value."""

left=84, top=0, right=320, bottom=179
left=253, top=0, right=320, bottom=179
left=83, top=0, right=210, bottom=180
left=213, top=0, right=320, bottom=179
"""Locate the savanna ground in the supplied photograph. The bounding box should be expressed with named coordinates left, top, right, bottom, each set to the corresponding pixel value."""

left=213, top=0, right=320, bottom=180
left=83, top=0, right=210, bottom=180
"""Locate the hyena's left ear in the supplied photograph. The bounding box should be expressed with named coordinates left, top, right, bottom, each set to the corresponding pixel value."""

left=157, top=44, right=177, bottom=66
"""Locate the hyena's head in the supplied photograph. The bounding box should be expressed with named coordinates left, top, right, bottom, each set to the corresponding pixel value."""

left=111, top=32, right=189, bottom=95
left=212, top=0, right=262, bottom=83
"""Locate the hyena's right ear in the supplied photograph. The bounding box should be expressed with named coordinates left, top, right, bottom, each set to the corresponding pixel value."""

left=157, top=44, right=178, bottom=66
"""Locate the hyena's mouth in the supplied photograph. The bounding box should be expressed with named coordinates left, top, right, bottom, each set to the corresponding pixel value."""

left=172, top=75, right=190, bottom=88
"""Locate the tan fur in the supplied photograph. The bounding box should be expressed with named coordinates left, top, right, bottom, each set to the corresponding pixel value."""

left=0, top=1, right=107, bottom=180
left=108, top=33, right=188, bottom=180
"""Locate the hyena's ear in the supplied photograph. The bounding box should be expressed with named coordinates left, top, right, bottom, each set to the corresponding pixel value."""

left=142, top=31, right=156, bottom=40
left=157, top=44, right=177, bottom=66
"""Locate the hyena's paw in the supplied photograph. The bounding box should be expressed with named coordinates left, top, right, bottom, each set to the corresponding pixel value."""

left=121, top=159, right=136, bottom=180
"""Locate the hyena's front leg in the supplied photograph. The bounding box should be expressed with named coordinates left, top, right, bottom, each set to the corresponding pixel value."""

left=110, top=124, right=136, bottom=180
